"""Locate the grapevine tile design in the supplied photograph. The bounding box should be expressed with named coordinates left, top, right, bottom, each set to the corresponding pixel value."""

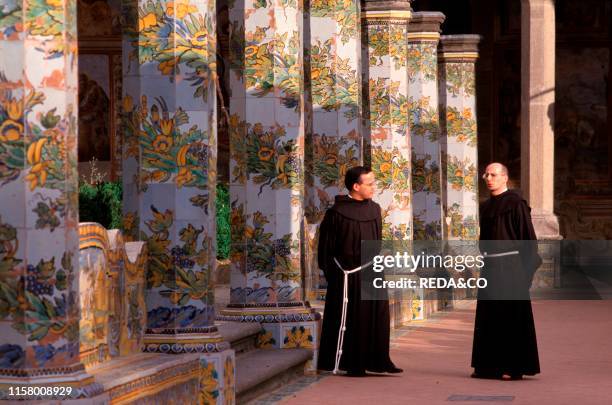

left=0, top=0, right=85, bottom=378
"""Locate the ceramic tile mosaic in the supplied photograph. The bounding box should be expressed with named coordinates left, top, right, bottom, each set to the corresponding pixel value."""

left=0, top=0, right=77, bottom=367
left=256, top=323, right=281, bottom=349
left=408, top=13, right=445, bottom=240
left=1, top=0, right=480, bottom=398
left=78, top=224, right=147, bottom=367
left=280, top=322, right=317, bottom=349
left=363, top=8, right=413, bottom=241
left=120, top=0, right=220, bottom=344
left=228, top=0, right=306, bottom=306
left=0, top=0, right=104, bottom=396
left=303, top=0, right=363, bottom=303
left=199, top=349, right=236, bottom=405
left=438, top=35, right=480, bottom=240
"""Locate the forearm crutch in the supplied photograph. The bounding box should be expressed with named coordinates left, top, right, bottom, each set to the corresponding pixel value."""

left=332, top=257, right=373, bottom=375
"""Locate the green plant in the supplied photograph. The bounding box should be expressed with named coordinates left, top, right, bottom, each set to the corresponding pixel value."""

left=78, top=171, right=228, bottom=256
left=79, top=181, right=123, bottom=229
left=216, top=183, right=230, bottom=259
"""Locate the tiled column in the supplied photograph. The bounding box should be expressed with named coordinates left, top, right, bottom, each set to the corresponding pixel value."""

left=121, top=0, right=234, bottom=401
left=520, top=0, right=560, bottom=239
left=0, top=0, right=102, bottom=398
left=304, top=0, right=363, bottom=302
left=362, top=0, right=413, bottom=241
left=223, top=0, right=319, bottom=364
left=362, top=0, right=414, bottom=326
left=120, top=0, right=234, bottom=385
left=407, top=12, right=445, bottom=240
left=438, top=35, right=481, bottom=240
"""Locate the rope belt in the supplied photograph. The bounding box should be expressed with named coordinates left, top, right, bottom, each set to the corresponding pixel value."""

left=483, top=250, right=519, bottom=258
left=331, top=257, right=373, bottom=375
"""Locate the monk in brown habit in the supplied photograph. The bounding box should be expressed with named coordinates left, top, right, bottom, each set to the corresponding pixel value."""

left=472, top=162, right=542, bottom=380
left=317, top=166, right=401, bottom=376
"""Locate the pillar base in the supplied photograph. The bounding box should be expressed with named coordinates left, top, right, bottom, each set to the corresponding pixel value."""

left=143, top=327, right=231, bottom=354
left=529, top=210, right=562, bottom=289
left=218, top=303, right=320, bottom=372
left=217, top=303, right=320, bottom=324
left=531, top=210, right=563, bottom=240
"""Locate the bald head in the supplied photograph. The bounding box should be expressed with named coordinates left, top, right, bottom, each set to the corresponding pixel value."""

left=485, top=162, right=508, bottom=176
left=483, top=162, right=509, bottom=196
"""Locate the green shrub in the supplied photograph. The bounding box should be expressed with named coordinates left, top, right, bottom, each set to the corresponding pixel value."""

left=79, top=181, right=123, bottom=229
left=216, top=183, right=230, bottom=259
left=79, top=179, right=230, bottom=259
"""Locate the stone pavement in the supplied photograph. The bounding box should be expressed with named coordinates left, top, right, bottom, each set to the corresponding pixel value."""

left=278, top=301, right=612, bottom=405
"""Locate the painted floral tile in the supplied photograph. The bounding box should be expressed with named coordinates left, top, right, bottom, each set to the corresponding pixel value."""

left=364, top=16, right=413, bottom=241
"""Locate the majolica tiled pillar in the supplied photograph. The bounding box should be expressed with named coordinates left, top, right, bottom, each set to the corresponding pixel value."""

left=223, top=0, right=319, bottom=361
left=362, top=0, right=413, bottom=240
left=0, top=0, right=102, bottom=398
left=121, top=0, right=234, bottom=401
left=362, top=0, right=414, bottom=326
left=304, top=0, right=363, bottom=302
left=438, top=35, right=481, bottom=240
left=407, top=12, right=445, bottom=240
left=121, top=0, right=232, bottom=359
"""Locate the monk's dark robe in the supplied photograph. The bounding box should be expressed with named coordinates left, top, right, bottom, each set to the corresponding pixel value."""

left=317, top=195, right=396, bottom=373
left=472, top=189, right=542, bottom=376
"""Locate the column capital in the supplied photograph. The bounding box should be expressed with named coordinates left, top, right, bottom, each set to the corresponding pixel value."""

left=362, top=0, right=412, bottom=12
left=438, top=35, right=482, bottom=62
left=408, top=11, right=446, bottom=37
left=362, top=0, right=412, bottom=23
left=521, top=0, right=555, bottom=6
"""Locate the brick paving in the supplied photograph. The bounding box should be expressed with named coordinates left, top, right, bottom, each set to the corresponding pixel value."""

left=278, top=301, right=612, bottom=405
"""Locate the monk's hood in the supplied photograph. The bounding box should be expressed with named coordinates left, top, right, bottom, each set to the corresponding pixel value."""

left=329, top=195, right=381, bottom=221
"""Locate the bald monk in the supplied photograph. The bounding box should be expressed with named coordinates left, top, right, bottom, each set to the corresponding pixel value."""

left=471, top=162, right=542, bottom=380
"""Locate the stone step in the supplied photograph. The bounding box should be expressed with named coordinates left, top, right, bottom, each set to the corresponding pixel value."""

left=85, top=352, right=203, bottom=403
left=217, top=321, right=263, bottom=357
left=236, top=348, right=312, bottom=404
